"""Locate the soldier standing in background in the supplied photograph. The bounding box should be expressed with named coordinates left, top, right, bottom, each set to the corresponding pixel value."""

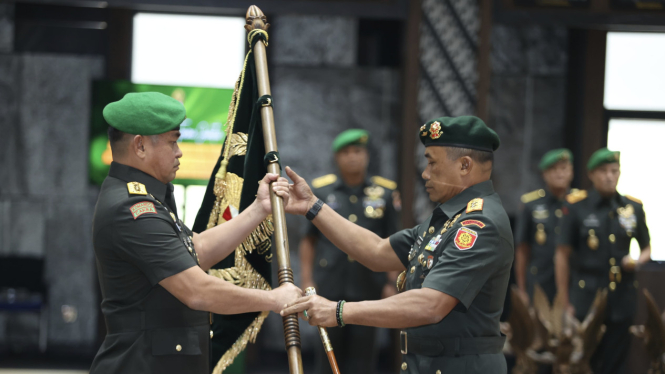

left=515, top=149, right=574, bottom=304
left=555, top=148, right=651, bottom=374
left=299, top=129, right=400, bottom=374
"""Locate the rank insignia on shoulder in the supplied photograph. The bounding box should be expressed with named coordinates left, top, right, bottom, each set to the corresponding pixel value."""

left=312, top=174, right=337, bottom=189
left=454, top=227, right=478, bottom=250
left=130, top=201, right=157, bottom=219
left=371, top=176, right=397, bottom=190
left=466, top=198, right=484, bottom=213
left=170, top=212, right=177, bottom=222
left=521, top=189, right=546, bottom=204
left=566, top=190, right=588, bottom=204
left=127, top=182, right=147, bottom=195
left=460, top=220, right=486, bottom=229
left=625, top=195, right=643, bottom=204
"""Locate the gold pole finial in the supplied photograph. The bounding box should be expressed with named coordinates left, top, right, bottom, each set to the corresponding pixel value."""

left=245, top=5, right=270, bottom=32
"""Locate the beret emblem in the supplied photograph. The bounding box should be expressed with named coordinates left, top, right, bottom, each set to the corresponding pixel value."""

left=429, top=121, right=442, bottom=140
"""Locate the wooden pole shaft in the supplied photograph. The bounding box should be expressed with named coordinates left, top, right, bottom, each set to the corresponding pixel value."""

left=246, top=5, right=304, bottom=374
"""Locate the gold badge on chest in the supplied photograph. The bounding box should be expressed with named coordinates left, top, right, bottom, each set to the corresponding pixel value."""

left=363, top=186, right=386, bottom=219
left=588, top=229, right=599, bottom=250
left=535, top=223, right=547, bottom=245
left=617, top=204, right=637, bottom=235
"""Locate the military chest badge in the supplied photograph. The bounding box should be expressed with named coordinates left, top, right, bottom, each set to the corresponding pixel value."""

left=396, top=270, right=407, bottom=292
left=425, top=235, right=443, bottom=251
left=326, top=194, right=339, bottom=210
left=587, top=229, right=599, bottom=250
left=427, top=255, right=434, bottom=269
left=536, top=223, right=546, bottom=245
left=618, top=204, right=637, bottom=234
left=363, top=186, right=386, bottom=219
left=532, top=205, right=549, bottom=220
left=429, top=121, right=443, bottom=139
left=127, top=182, right=147, bottom=195
left=130, top=201, right=157, bottom=219
left=454, top=227, right=478, bottom=250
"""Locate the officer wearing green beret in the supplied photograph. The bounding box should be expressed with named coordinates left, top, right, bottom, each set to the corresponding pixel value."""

left=90, top=92, right=301, bottom=374
left=283, top=116, right=513, bottom=374
left=515, top=149, right=574, bottom=304
left=555, top=147, right=651, bottom=374
left=299, top=129, right=400, bottom=374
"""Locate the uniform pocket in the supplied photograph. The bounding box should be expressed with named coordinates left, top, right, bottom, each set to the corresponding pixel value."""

left=151, top=327, right=201, bottom=356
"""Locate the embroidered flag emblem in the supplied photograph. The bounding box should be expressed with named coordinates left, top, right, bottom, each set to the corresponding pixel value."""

left=130, top=202, right=157, bottom=219
left=454, top=227, right=478, bottom=250
left=460, top=220, right=486, bottom=229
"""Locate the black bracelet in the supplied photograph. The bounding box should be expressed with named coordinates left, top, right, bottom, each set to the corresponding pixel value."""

left=336, top=300, right=344, bottom=327
left=306, top=199, right=324, bottom=221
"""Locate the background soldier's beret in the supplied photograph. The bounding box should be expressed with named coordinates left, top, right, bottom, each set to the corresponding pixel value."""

left=332, top=129, right=369, bottom=152
left=103, top=92, right=186, bottom=135
left=539, top=148, right=573, bottom=171
left=587, top=148, right=620, bottom=171
left=419, top=116, right=500, bottom=152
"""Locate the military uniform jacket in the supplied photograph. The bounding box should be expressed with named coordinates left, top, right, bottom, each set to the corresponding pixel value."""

left=558, top=188, right=650, bottom=322
left=90, top=162, right=210, bottom=374
left=305, top=174, right=399, bottom=301
left=389, top=181, right=513, bottom=374
left=515, top=189, right=568, bottom=302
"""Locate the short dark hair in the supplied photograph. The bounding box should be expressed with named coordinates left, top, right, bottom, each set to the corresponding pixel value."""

left=107, top=126, right=131, bottom=154
left=446, top=147, right=494, bottom=165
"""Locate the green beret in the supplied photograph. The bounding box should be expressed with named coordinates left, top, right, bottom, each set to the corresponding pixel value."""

left=103, top=92, right=186, bottom=135
left=419, top=116, right=500, bottom=152
left=538, top=148, right=573, bottom=171
left=587, top=148, right=620, bottom=171
left=332, top=129, right=369, bottom=152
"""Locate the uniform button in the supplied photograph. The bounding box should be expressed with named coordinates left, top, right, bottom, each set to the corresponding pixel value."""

left=530, top=266, right=538, bottom=275
left=349, top=214, right=358, bottom=223
left=210, top=330, right=214, bottom=339
left=579, top=280, right=585, bottom=289
left=348, top=256, right=355, bottom=262
left=410, top=266, right=415, bottom=274
left=609, top=282, right=617, bottom=291
left=349, top=195, right=358, bottom=203
left=436, top=371, right=442, bottom=374
left=428, top=226, right=435, bottom=234
left=609, top=258, right=616, bottom=266
left=319, top=259, right=328, bottom=267
left=401, top=362, right=408, bottom=371
left=176, top=344, right=182, bottom=352
left=609, top=234, right=616, bottom=243
left=555, top=209, right=563, bottom=218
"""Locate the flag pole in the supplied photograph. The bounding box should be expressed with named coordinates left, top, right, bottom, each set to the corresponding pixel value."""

left=245, top=6, right=304, bottom=374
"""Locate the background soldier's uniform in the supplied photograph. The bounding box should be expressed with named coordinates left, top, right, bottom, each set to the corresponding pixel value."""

left=305, top=173, right=399, bottom=374
left=90, top=162, right=210, bottom=374
left=515, top=189, right=567, bottom=302
left=389, top=180, right=513, bottom=374
left=559, top=188, right=649, bottom=374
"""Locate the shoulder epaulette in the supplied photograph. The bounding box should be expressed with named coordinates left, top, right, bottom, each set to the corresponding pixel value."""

left=566, top=190, right=587, bottom=204
left=626, top=195, right=643, bottom=204
left=127, top=181, right=148, bottom=195
left=520, top=189, right=546, bottom=204
left=312, top=174, right=337, bottom=189
left=371, top=176, right=397, bottom=190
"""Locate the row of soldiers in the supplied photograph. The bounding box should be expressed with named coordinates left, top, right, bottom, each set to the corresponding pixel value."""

left=515, top=147, right=650, bottom=374
left=307, top=133, right=651, bottom=374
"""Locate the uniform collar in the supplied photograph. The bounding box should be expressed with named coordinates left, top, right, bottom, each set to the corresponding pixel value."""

left=587, top=188, right=621, bottom=208
left=437, top=180, right=495, bottom=218
left=333, top=174, right=371, bottom=190
left=108, top=161, right=172, bottom=203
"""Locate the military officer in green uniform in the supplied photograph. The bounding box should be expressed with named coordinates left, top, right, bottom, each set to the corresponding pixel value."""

left=90, top=92, right=301, bottom=374
left=555, top=148, right=651, bottom=374
left=299, top=129, right=400, bottom=374
left=282, top=116, right=513, bottom=374
left=515, top=149, right=574, bottom=304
